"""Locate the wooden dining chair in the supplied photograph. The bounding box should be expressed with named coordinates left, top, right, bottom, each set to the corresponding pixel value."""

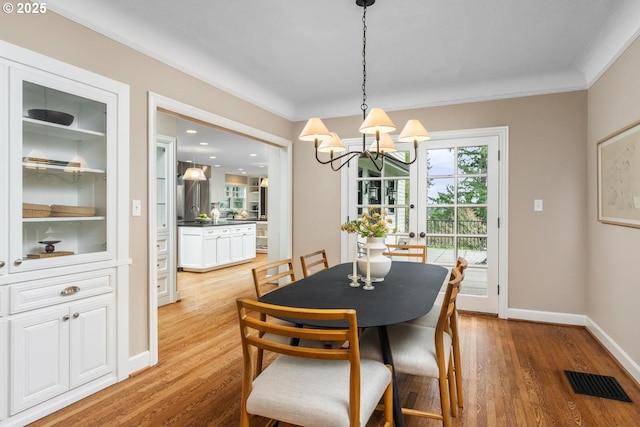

left=359, top=268, right=463, bottom=427
left=236, top=298, right=393, bottom=427
left=299, top=249, right=329, bottom=278
left=406, top=256, right=468, bottom=409
left=251, top=258, right=296, bottom=298
left=384, top=243, right=427, bottom=263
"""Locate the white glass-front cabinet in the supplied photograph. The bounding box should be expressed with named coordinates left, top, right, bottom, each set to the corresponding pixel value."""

left=0, top=41, right=129, bottom=426
left=9, top=67, right=115, bottom=272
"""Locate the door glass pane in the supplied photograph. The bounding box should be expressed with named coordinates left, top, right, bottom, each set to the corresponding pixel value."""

left=458, top=145, right=488, bottom=174
left=457, top=177, right=487, bottom=204
left=457, top=207, right=487, bottom=234
left=426, top=207, right=454, bottom=234
left=425, top=235, right=455, bottom=264
left=427, top=177, right=454, bottom=204
left=427, top=148, right=455, bottom=175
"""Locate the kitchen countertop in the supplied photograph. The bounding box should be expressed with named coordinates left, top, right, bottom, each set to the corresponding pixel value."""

left=177, top=220, right=257, bottom=227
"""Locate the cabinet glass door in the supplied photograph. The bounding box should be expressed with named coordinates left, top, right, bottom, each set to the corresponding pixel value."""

left=9, top=68, right=116, bottom=272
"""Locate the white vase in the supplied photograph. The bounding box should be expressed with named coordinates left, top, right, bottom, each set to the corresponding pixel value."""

left=357, top=237, right=392, bottom=281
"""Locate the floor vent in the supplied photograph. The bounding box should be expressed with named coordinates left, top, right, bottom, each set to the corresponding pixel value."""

left=564, top=370, right=632, bottom=402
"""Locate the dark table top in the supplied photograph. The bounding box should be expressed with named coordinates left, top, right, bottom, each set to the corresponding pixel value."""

left=259, top=262, right=449, bottom=328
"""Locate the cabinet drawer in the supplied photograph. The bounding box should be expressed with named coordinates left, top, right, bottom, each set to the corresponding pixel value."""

left=9, top=269, right=114, bottom=314
left=204, top=227, right=230, bottom=237
left=156, top=255, right=169, bottom=274
left=157, top=236, right=169, bottom=254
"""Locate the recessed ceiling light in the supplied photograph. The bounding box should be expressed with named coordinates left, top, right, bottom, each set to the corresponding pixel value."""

left=199, top=142, right=208, bottom=145
left=209, top=156, right=217, bottom=159
left=249, top=153, right=257, bottom=157
left=186, top=129, right=197, bottom=134
left=186, top=160, right=193, bottom=163
left=238, top=168, right=244, bottom=171
left=214, top=164, right=221, bottom=167
left=259, top=165, right=265, bottom=168
left=241, top=171, right=247, bottom=174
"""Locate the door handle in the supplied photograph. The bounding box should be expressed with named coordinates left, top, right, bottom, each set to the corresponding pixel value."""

left=419, top=232, right=426, bottom=238
left=409, top=232, right=415, bottom=238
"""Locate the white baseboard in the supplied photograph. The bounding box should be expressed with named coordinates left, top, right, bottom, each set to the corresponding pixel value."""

left=128, top=350, right=151, bottom=375
left=507, top=308, right=640, bottom=384
left=507, top=308, right=587, bottom=326
left=586, top=317, right=640, bottom=384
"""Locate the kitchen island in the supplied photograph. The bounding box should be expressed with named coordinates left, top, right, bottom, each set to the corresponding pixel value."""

left=178, top=221, right=256, bottom=272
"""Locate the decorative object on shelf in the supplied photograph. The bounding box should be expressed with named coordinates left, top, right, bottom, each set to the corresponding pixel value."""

left=23, top=203, right=51, bottom=218
left=298, top=0, right=431, bottom=172
left=341, top=207, right=396, bottom=283
left=50, top=204, right=96, bottom=217
left=241, top=210, right=248, bottom=219
left=260, top=177, right=268, bottom=187
left=22, top=156, right=81, bottom=168
left=27, top=108, right=74, bottom=126
left=38, top=240, right=60, bottom=253
left=227, top=209, right=238, bottom=218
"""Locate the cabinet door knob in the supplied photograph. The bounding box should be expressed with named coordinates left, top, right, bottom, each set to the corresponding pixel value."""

left=13, top=259, right=22, bottom=266
left=62, top=315, right=70, bottom=321
left=60, top=286, right=81, bottom=296
left=0, top=261, right=5, bottom=268
left=73, top=312, right=80, bottom=318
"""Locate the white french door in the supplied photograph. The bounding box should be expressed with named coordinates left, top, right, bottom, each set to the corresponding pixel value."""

left=343, top=127, right=507, bottom=315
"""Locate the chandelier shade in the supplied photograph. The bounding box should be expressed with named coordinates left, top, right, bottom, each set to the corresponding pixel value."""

left=359, top=107, right=396, bottom=135
left=398, top=119, right=431, bottom=143
left=369, top=133, right=398, bottom=153
left=318, top=132, right=347, bottom=153
left=299, top=117, right=331, bottom=142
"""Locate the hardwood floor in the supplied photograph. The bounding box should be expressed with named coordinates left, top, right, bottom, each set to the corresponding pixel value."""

left=30, top=255, right=640, bottom=426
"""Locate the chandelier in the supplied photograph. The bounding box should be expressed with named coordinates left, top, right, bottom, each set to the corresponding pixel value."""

left=299, top=0, right=431, bottom=172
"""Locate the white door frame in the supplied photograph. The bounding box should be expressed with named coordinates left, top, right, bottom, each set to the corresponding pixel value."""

left=147, top=92, right=293, bottom=366
left=341, top=126, right=508, bottom=319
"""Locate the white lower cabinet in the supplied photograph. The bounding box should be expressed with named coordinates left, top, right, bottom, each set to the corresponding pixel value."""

left=5, top=268, right=116, bottom=420
left=179, top=224, right=255, bottom=272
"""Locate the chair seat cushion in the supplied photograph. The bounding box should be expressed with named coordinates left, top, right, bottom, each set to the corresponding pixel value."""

left=406, top=303, right=441, bottom=327
left=246, top=355, right=391, bottom=427
left=359, top=323, right=451, bottom=377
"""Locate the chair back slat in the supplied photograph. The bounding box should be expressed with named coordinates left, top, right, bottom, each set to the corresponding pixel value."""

left=251, top=258, right=296, bottom=298
left=384, top=244, right=426, bottom=263
left=300, top=249, right=330, bottom=278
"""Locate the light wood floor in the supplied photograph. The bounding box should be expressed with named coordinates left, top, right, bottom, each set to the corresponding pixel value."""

left=29, top=255, right=640, bottom=426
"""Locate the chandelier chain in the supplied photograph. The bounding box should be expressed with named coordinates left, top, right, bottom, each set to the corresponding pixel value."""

left=361, top=5, right=368, bottom=118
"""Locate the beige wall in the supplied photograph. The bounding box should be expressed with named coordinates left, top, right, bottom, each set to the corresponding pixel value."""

left=0, top=6, right=291, bottom=356
left=293, top=92, right=589, bottom=314
left=587, top=37, right=640, bottom=365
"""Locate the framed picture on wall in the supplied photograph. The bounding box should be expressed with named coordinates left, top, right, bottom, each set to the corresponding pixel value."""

left=597, top=119, right=640, bottom=228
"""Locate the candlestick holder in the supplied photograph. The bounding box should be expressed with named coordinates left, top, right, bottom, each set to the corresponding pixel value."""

left=362, top=278, right=375, bottom=291
left=348, top=274, right=361, bottom=287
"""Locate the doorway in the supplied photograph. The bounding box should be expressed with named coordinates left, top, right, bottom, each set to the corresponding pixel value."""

left=343, top=126, right=508, bottom=317
left=147, top=92, right=292, bottom=366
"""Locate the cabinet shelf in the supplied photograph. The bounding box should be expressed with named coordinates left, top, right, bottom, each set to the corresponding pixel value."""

left=23, top=216, right=106, bottom=223
left=23, top=117, right=106, bottom=140
left=23, top=162, right=105, bottom=174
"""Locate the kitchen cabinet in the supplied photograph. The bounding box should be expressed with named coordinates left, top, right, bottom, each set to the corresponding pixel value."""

left=178, top=223, right=255, bottom=272
left=0, top=41, right=129, bottom=426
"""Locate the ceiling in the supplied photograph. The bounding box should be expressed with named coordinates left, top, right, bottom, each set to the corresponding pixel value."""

left=174, top=118, right=268, bottom=177
left=45, top=1, right=640, bottom=172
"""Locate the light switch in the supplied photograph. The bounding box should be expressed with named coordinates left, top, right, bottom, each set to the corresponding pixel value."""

left=132, top=199, right=142, bottom=216
left=534, top=199, right=543, bottom=212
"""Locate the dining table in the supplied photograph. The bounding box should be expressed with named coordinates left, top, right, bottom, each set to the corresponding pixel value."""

left=258, top=261, right=450, bottom=427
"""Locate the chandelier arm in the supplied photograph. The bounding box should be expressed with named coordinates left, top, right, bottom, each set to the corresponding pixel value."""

left=380, top=145, right=419, bottom=166
left=315, top=148, right=360, bottom=166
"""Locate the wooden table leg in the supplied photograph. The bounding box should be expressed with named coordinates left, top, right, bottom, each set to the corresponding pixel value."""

left=377, top=326, right=404, bottom=427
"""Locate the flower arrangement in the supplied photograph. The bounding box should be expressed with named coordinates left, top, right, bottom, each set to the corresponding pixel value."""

left=340, top=207, right=397, bottom=238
